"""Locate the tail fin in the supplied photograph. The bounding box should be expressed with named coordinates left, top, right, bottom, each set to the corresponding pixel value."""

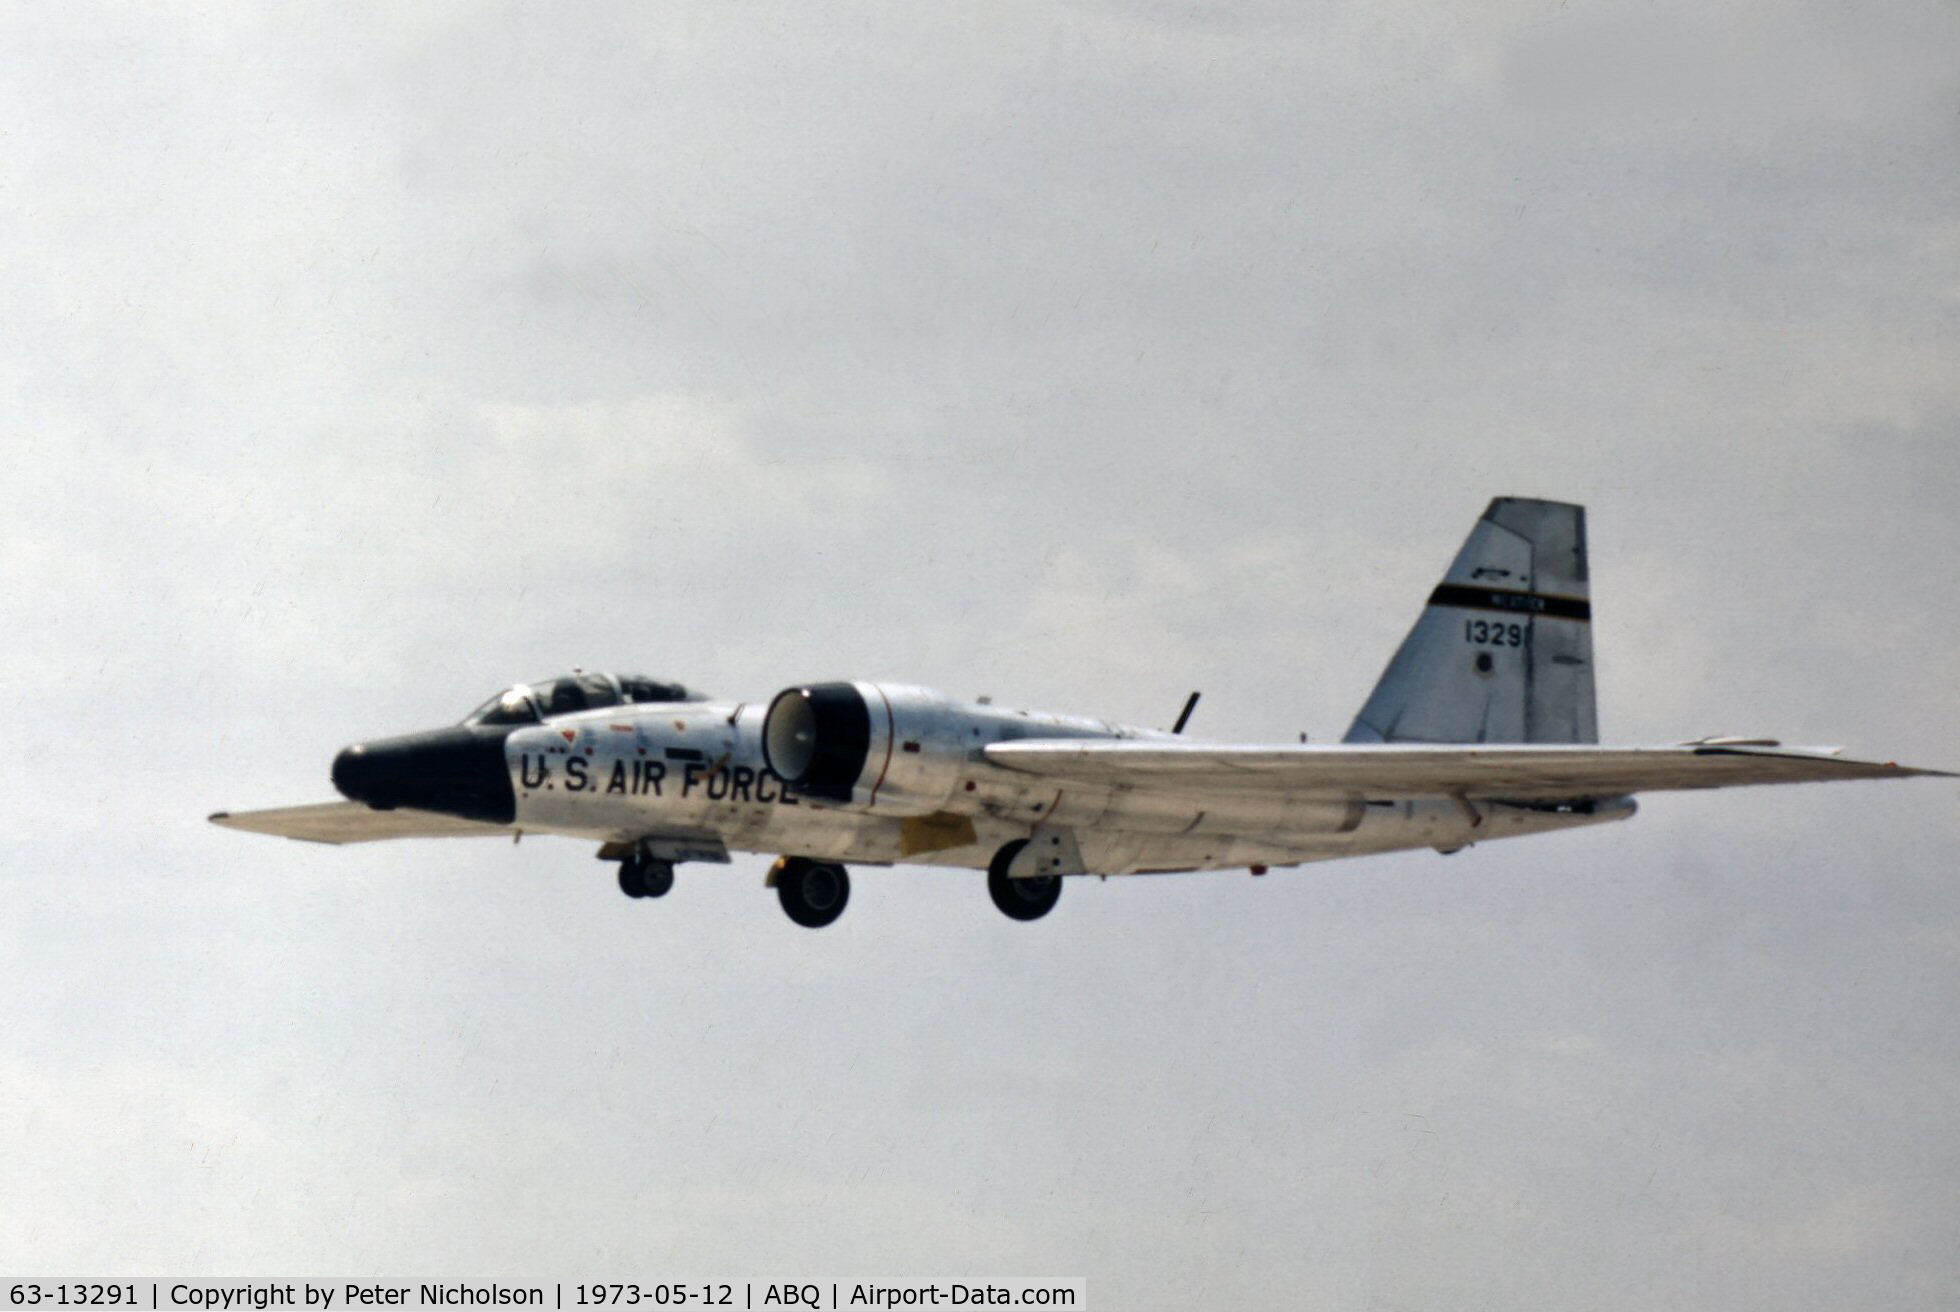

left=1344, top=497, right=1597, bottom=745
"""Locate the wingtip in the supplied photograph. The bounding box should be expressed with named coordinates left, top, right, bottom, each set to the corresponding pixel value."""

left=1860, top=760, right=1955, bottom=779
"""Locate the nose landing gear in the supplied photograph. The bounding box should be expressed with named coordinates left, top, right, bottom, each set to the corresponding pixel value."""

left=616, top=850, right=676, bottom=899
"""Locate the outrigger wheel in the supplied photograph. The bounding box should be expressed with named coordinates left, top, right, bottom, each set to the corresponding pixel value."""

left=987, top=840, right=1062, bottom=921
left=773, top=856, right=851, bottom=928
left=618, top=852, right=675, bottom=899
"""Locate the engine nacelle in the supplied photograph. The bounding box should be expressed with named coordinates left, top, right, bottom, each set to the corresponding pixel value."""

left=763, top=682, right=972, bottom=816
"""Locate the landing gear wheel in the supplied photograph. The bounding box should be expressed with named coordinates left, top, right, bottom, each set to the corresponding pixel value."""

left=987, top=840, right=1062, bottom=921
left=618, top=853, right=675, bottom=900
left=776, top=857, right=851, bottom=928
left=639, top=858, right=674, bottom=898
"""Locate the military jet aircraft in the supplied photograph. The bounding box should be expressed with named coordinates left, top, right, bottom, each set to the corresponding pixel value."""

left=211, top=498, right=1948, bottom=927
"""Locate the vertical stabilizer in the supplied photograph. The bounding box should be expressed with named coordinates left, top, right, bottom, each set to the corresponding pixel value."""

left=1344, top=498, right=1597, bottom=745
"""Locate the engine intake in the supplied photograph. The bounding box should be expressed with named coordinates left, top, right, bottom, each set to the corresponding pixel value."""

left=763, top=683, right=872, bottom=802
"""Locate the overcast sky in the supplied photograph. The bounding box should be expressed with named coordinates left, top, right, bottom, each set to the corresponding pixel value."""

left=3, top=1, right=1957, bottom=1305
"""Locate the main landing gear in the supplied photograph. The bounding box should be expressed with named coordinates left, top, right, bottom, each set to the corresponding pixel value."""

left=616, top=850, right=675, bottom=900
left=614, top=846, right=1064, bottom=924
left=987, top=839, right=1062, bottom=922
left=771, top=856, right=851, bottom=928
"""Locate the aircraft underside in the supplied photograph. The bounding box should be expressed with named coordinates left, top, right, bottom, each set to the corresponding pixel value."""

left=513, top=789, right=1639, bottom=876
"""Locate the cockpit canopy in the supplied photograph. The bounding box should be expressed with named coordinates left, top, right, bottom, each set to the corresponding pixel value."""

left=464, top=673, right=702, bottom=726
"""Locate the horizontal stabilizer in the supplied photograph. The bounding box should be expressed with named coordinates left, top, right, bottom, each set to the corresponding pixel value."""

left=984, top=740, right=1950, bottom=802
left=208, top=802, right=511, bottom=844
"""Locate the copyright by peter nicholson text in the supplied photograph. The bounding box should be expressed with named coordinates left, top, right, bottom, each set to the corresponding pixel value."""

left=5, top=1282, right=1083, bottom=1312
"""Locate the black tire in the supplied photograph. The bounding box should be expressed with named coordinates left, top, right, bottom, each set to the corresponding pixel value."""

left=777, top=858, right=850, bottom=928
left=641, top=859, right=675, bottom=898
left=617, top=859, right=648, bottom=899
left=988, top=840, right=1062, bottom=921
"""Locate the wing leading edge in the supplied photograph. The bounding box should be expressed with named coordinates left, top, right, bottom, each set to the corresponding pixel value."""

left=983, top=740, right=1950, bottom=802
left=208, top=802, right=512, bottom=844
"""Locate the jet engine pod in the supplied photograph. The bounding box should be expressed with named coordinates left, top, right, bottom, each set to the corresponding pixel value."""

left=763, top=681, right=971, bottom=814
left=764, top=682, right=872, bottom=802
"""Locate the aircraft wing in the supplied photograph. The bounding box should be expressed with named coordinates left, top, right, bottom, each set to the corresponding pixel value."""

left=208, top=802, right=512, bottom=844
left=983, top=741, right=1951, bottom=802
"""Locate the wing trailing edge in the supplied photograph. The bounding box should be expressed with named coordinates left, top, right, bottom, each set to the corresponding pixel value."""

left=983, top=740, right=1951, bottom=802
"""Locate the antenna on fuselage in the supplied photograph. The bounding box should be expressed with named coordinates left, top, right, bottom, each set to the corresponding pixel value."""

left=1171, top=691, right=1201, bottom=735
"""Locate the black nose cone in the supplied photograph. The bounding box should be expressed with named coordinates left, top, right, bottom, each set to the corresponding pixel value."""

left=332, top=743, right=375, bottom=803
left=331, top=726, right=516, bottom=824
